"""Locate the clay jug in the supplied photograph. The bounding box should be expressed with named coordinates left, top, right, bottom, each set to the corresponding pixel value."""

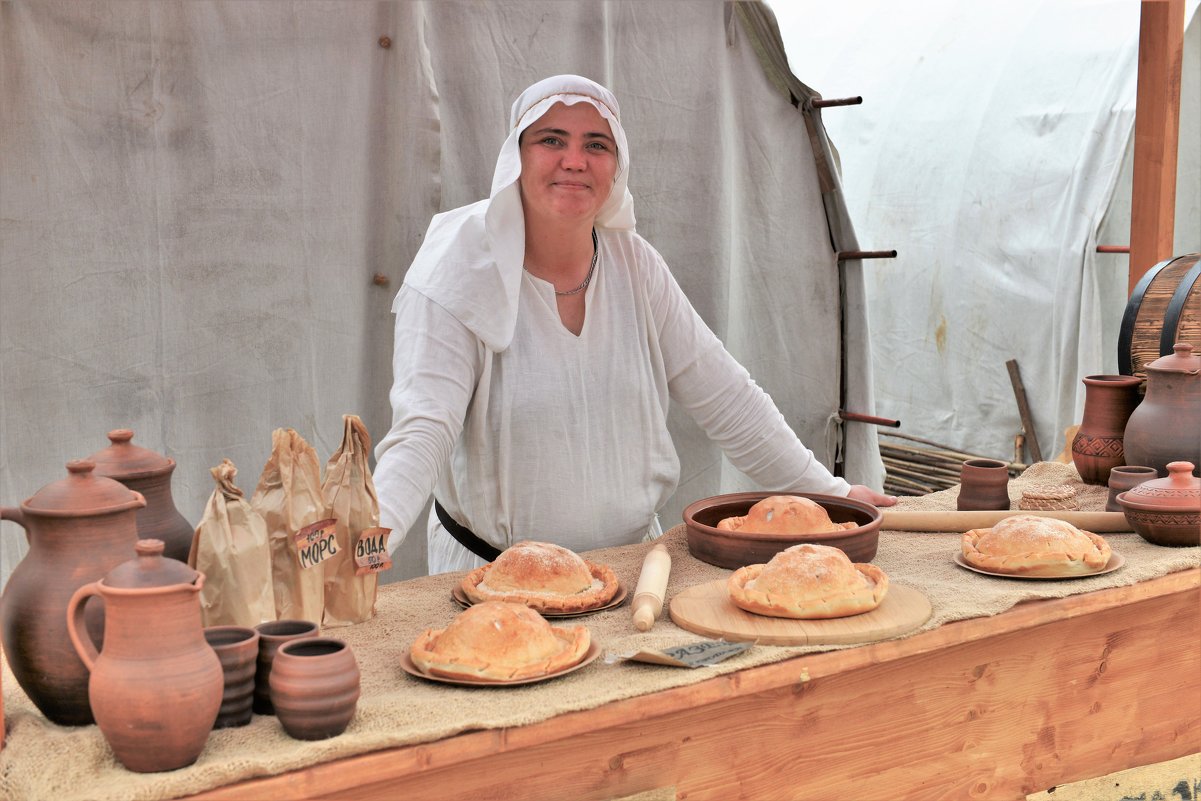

left=88, top=429, right=195, bottom=563
left=1071, top=375, right=1143, bottom=484
left=66, top=539, right=222, bottom=772
left=0, top=460, right=144, bottom=725
left=1123, top=344, right=1201, bottom=476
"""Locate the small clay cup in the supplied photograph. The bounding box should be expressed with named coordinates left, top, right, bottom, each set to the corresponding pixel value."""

left=1106, top=466, right=1158, bottom=513
left=204, top=626, right=260, bottom=728
left=269, top=637, right=360, bottom=741
left=957, top=459, right=1011, bottom=511
left=253, top=619, right=319, bottom=715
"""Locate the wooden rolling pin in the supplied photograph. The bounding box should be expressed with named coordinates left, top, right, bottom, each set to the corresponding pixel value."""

left=631, top=543, right=672, bottom=632
left=880, top=509, right=1132, bottom=533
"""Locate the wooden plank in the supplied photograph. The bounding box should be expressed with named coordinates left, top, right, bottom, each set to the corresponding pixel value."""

left=1129, top=0, right=1185, bottom=295
left=180, top=570, right=1200, bottom=801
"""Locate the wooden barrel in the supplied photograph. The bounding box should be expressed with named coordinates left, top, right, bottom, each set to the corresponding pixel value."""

left=1118, top=252, right=1201, bottom=379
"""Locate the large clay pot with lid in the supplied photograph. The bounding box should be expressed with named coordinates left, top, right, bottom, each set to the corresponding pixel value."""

left=1071, top=375, right=1143, bottom=484
left=1122, top=343, right=1201, bottom=476
left=88, top=429, right=194, bottom=563
left=0, top=460, right=144, bottom=725
left=66, top=539, right=222, bottom=772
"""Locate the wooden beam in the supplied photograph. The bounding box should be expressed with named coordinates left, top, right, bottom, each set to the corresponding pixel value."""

left=1129, top=0, right=1185, bottom=296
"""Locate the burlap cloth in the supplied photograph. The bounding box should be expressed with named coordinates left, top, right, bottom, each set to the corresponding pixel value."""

left=1, top=463, right=1197, bottom=801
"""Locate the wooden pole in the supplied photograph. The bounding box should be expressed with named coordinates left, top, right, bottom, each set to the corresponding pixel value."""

left=1129, top=0, right=1184, bottom=295
left=1005, top=359, right=1043, bottom=463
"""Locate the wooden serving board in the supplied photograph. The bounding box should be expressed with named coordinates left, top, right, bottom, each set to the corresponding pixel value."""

left=669, top=580, right=932, bottom=646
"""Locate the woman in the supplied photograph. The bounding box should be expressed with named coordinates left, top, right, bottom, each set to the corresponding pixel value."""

left=374, top=74, right=894, bottom=574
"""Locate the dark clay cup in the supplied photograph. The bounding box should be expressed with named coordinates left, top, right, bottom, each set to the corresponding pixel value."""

left=1106, top=466, right=1158, bottom=513
left=253, top=619, right=319, bottom=715
left=204, top=625, right=260, bottom=728
left=270, top=637, right=360, bottom=741
left=957, top=459, right=1011, bottom=511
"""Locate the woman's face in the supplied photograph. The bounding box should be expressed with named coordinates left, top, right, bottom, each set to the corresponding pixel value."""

left=518, top=101, right=618, bottom=226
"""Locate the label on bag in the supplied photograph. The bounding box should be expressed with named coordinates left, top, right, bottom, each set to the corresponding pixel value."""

left=607, top=639, right=754, bottom=668
left=295, top=518, right=339, bottom=569
left=354, top=527, right=393, bottom=575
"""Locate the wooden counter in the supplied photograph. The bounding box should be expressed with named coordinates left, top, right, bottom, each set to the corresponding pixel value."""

left=183, top=567, right=1200, bottom=801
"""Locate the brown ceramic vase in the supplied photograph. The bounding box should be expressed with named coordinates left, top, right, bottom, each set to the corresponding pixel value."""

left=0, top=460, right=144, bottom=725
left=1123, top=344, right=1201, bottom=477
left=1071, top=375, right=1143, bottom=484
left=269, top=637, right=360, bottom=740
left=204, top=626, right=260, bottom=728
left=88, top=429, right=195, bottom=563
left=957, top=459, right=1011, bottom=511
left=1116, top=461, right=1201, bottom=547
left=253, top=619, right=320, bottom=715
left=1105, top=465, right=1158, bottom=513
left=66, top=540, right=222, bottom=772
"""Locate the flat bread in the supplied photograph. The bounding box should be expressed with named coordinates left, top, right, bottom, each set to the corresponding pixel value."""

left=410, top=601, right=590, bottom=681
left=461, top=540, right=619, bottom=613
left=727, top=543, right=888, bottom=619
left=717, top=495, right=857, bottom=535
left=961, top=515, right=1111, bottom=577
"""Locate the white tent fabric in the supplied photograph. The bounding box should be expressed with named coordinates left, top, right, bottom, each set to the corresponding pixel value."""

left=776, top=0, right=1201, bottom=466
left=0, top=1, right=882, bottom=588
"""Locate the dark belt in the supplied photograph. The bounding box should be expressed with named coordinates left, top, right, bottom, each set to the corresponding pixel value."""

left=434, top=499, right=501, bottom=562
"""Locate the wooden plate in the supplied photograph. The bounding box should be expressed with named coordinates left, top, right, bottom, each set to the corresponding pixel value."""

left=399, top=641, right=602, bottom=687
left=668, top=579, right=932, bottom=646
left=450, top=582, right=628, bottom=618
left=952, top=550, right=1126, bottom=580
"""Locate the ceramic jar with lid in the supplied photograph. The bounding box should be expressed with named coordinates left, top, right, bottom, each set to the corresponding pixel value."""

left=1123, top=344, right=1201, bottom=477
left=66, top=539, right=223, bottom=772
left=1, top=460, right=144, bottom=725
left=1116, top=461, right=1201, bottom=547
left=88, top=429, right=195, bottom=563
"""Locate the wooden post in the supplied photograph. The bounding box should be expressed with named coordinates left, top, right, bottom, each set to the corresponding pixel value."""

left=1129, top=0, right=1184, bottom=296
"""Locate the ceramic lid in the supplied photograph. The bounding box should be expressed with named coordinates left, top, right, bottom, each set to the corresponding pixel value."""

left=88, top=429, right=177, bottom=480
left=104, top=539, right=198, bottom=588
left=22, top=460, right=146, bottom=516
left=1146, top=343, right=1201, bottom=374
left=1119, top=461, right=1200, bottom=511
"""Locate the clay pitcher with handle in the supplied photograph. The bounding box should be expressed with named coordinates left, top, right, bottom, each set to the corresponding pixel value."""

left=67, top=539, right=223, bottom=772
left=1, top=460, right=144, bottom=725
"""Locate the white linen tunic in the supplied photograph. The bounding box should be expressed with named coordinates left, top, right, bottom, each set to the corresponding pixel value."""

left=373, top=229, right=851, bottom=573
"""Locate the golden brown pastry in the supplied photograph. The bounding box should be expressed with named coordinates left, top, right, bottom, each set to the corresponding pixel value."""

left=961, top=515, right=1111, bottom=577
left=461, top=540, right=619, bottom=613
left=727, top=543, right=888, bottom=619
left=410, top=601, right=591, bottom=681
left=717, top=495, right=857, bottom=535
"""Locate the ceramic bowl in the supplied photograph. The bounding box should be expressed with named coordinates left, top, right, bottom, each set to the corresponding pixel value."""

left=682, top=491, right=882, bottom=569
left=1115, top=461, right=1200, bottom=547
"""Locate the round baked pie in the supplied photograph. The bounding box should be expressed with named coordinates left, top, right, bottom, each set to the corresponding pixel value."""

left=410, top=601, right=591, bottom=681
left=717, top=495, right=857, bottom=534
left=727, top=543, right=888, bottom=619
left=961, top=515, right=1111, bottom=577
left=461, top=540, right=619, bottom=613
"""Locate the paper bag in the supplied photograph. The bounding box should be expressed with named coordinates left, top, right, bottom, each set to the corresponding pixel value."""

left=188, top=459, right=275, bottom=627
left=251, top=428, right=326, bottom=625
left=321, top=414, right=382, bottom=627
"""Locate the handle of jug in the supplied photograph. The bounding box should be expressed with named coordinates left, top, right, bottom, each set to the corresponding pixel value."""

left=67, top=583, right=103, bottom=672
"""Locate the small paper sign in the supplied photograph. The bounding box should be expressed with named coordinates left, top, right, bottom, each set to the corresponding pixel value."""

left=354, top=527, right=393, bottom=575
left=295, top=518, right=339, bottom=570
left=608, top=639, right=754, bottom=668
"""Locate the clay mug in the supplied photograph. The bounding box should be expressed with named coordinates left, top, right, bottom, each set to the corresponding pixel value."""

left=204, top=626, right=260, bottom=728
left=1, top=460, right=144, bottom=725
left=957, top=459, right=1011, bottom=511
left=67, top=539, right=223, bottom=772
left=1106, top=466, right=1158, bottom=513
left=253, top=619, right=319, bottom=715
left=88, top=429, right=195, bottom=563
left=270, top=637, right=360, bottom=740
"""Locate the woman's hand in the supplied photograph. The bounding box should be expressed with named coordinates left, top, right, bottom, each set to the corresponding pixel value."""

left=847, top=484, right=898, bottom=508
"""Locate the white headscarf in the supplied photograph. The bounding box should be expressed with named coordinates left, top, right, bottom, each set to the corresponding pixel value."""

left=400, top=75, right=636, bottom=352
